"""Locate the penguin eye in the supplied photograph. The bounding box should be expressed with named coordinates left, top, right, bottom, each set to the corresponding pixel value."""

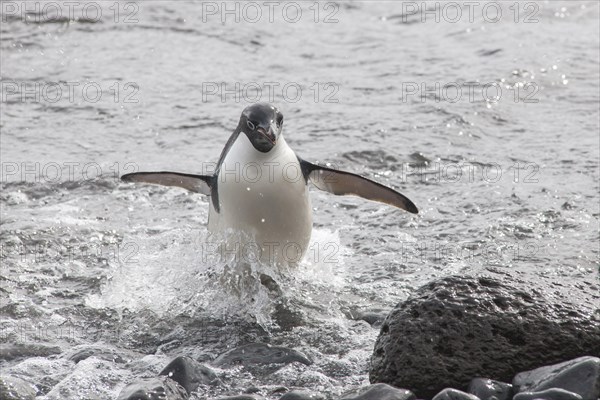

left=247, top=120, right=256, bottom=131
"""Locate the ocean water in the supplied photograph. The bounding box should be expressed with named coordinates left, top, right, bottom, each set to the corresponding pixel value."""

left=1, top=1, right=599, bottom=398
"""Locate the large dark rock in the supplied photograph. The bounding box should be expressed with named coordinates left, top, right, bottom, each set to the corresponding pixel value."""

left=369, top=274, right=600, bottom=399
left=513, top=356, right=600, bottom=400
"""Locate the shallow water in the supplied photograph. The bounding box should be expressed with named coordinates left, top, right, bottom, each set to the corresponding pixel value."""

left=1, top=1, right=599, bottom=399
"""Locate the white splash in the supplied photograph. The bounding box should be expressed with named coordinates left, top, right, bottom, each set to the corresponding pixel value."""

left=86, top=226, right=350, bottom=329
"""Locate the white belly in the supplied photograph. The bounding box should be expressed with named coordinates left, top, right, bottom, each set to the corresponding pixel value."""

left=208, top=135, right=312, bottom=267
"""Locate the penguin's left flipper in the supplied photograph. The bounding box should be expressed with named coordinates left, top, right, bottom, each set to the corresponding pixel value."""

left=121, top=172, right=212, bottom=195
left=299, top=159, right=418, bottom=214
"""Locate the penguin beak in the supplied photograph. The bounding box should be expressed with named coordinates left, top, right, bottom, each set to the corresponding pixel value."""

left=257, top=124, right=276, bottom=145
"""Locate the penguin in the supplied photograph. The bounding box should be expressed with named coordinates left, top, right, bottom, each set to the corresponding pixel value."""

left=122, top=103, right=418, bottom=267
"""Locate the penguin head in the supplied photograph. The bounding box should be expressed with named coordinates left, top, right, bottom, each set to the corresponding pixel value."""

left=239, top=103, right=283, bottom=153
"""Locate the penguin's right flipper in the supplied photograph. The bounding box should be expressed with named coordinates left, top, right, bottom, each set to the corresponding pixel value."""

left=121, top=172, right=212, bottom=195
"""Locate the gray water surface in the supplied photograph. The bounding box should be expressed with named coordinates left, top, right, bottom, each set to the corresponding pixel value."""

left=1, top=1, right=599, bottom=398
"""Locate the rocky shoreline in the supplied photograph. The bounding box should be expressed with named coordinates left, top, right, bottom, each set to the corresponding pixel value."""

left=3, top=352, right=598, bottom=400
left=1, top=272, right=598, bottom=400
left=4, top=354, right=597, bottom=400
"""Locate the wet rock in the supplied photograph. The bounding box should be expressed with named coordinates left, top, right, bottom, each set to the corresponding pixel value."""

left=273, top=300, right=306, bottom=330
left=348, top=308, right=389, bottom=327
left=370, top=274, right=600, bottom=398
left=513, top=356, right=600, bottom=400
left=340, top=383, right=415, bottom=400
left=116, top=376, right=187, bottom=400
left=159, top=356, right=220, bottom=393
left=0, top=343, right=61, bottom=361
left=215, top=395, right=264, bottom=400
left=467, top=378, right=512, bottom=400
left=270, top=386, right=288, bottom=394
left=63, top=344, right=131, bottom=364
left=280, top=390, right=326, bottom=399
left=513, top=388, right=583, bottom=400
left=357, top=311, right=385, bottom=326
left=213, top=343, right=312, bottom=367
left=0, top=375, right=37, bottom=400
left=431, top=388, right=480, bottom=400
left=259, top=273, right=282, bottom=294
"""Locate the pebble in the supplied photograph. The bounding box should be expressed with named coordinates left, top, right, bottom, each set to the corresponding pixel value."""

left=355, top=310, right=387, bottom=327
left=0, top=375, right=37, bottom=400
left=213, top=343, right=312, bottom=367
left=467, top=378, right=513, bottom=400
left=116, top=376, right=187, bottom=400
left=159, top=355, right=220, bottom=393
left=513, top=356, right=600, bottom=400
left=63, top=344, right=131, bottom=364
left=280, top=390, right=326, bottom=399
left=431, top=388, right=480, bottom=400
left=0, top=343, right=62, bottom=362
left=513, top=388, right=583, bottom=400
left=339, top=383, right=415, bottom=400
